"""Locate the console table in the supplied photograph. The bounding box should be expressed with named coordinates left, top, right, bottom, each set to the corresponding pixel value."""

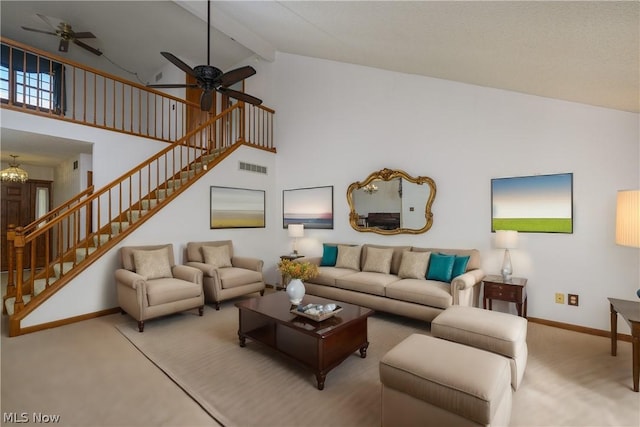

left=608, top=297, right=640, bottom=392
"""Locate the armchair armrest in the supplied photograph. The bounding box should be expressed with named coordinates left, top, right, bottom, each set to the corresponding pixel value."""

left=185, top=261, right=217, bottom=278
left=172, top=265, right=204, bottom=284
left=232, top=256, right=264, bottom=272
left=115, top=269, right=146, bottom=290
left=451, top=268, right=486, bottom=306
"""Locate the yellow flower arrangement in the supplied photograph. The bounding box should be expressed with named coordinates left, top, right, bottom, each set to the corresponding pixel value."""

left=277, top=258, right=319, bottom=281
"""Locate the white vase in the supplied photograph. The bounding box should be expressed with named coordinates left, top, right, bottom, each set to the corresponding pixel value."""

left=286, top=278, right=306, bottom=305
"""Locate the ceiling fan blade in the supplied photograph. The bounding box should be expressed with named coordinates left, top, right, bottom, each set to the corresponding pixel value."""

left=200, top=90, right=214, bottom=111
left=58, top=39, right=70, bottom=53
left=21, top=26, right=57, bottom=36
left=147, top=84, right=198, bottom=89
left=216, top=88, right=262, bottom=106
left=160, top=52, right=197, bottom=78
left=73, top=39, right=102, bottom=56
left=72, top=32, right=96, bottom=39
left=219, top=66, right=257, bottom=88
left=36, top=13, right=57, bottom=31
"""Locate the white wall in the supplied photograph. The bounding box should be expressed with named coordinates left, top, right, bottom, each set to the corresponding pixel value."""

left=261, top=53, right=638, bottom=332
left=4, top=51, right=639, bottom=333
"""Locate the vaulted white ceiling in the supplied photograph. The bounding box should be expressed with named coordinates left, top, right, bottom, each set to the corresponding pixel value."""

left=1, top=1, right=638, bottom=165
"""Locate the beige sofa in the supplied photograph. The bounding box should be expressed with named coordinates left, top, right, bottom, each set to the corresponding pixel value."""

left=300, top=243, right=485, bottom=322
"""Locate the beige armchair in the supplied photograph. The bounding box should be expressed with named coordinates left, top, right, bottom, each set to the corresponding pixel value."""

left=115, top=244, right=204, bottom=332
left=185, top=240, right=265, bottom=309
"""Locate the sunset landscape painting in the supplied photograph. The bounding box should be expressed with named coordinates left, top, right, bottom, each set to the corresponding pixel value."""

left=283, top=186, right=334, bottom=229
left=491, top=173, right=573, bottom=233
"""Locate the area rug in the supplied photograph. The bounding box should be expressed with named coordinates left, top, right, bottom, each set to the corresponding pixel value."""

left=116, top=302, right=640, bottom=427
left=115, top=303, right=428, bottom=427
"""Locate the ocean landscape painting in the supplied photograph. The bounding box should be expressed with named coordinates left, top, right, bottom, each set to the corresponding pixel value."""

left=283, top=186, right=333, bottom=229
left=491, top=173, right=573, bottom=233
left=210, top=186, right=265, bottom=229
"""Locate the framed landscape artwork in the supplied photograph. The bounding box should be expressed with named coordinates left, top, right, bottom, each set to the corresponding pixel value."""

left=210, top=186, right=265, bottom=229
left=283, top=186, right=334, bottom=229
left=491, top=173, right=573, bottom=233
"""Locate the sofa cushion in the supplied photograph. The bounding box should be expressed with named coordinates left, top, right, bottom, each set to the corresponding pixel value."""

left=320, top=244, right=339, bottom=266
left=451, top=255, right=470, bottom=278
left=186, top=240, right=234, bottom=263
left=362, top=244, right=411, bottom=275
left=201, top=245, right=232, bottom=268
left=426, top=253, right=456, bottom=282
left=362, top=247, right=394, bottom=274
left=412, top=247, right=480, bottom=272
left=335, top=245, right=361, bottom=270
left=146, top=278, right=201, bottom=306
left=218, top=267, right=263, bottom=289
left=313, top=267, right=359, bottom=287
left=385, top=279, right=453, bottom=309
left=133, top=248, right=172, bottom=280
left=335, top=271, right=400, bottom=297
left=398, top=251, right=431, bottom=279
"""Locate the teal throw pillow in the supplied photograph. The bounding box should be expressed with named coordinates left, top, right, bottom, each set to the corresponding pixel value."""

left=320, top=244, right=338, bottom=266
left=426, top=253, right=456, bottom=282
left=451, top=255, right=470, bottom=279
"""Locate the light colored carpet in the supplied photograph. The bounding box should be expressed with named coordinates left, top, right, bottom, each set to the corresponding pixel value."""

left=116, top=303, right=639, bottom=427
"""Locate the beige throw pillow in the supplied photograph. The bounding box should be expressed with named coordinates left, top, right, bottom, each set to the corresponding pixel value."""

left=133, top=248, right=172, bottom=280
left=335, top=245, right=361, bottom=271
left=398, top=251, right=431, bottom=279
left=201, top=245, right=232, bottom=268
left=362, top=247, right=394, bottom=274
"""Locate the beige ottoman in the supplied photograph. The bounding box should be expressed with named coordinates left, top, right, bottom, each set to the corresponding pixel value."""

left=432, top=306, right=528, bottom=390
left=380, top=334, right=512, bottom=427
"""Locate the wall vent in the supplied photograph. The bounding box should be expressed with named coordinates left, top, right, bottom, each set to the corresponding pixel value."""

left=239, top=161, right=267, bottom=174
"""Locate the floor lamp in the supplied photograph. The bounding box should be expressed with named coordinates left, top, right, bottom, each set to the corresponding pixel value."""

left=615, top=190, right=640, bottom=297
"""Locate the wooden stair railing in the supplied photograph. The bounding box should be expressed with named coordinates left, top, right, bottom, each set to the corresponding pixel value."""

left=4, top=102, right=276, bottom=337
left=1, top=37, right=210, bottom=143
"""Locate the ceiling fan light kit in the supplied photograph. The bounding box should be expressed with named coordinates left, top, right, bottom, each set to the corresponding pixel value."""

left=146, top=0, right=262, bottom=111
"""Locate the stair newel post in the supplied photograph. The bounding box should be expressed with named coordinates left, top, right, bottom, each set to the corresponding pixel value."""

left=13, top=226, right=26, bottom=314
left=239, top=101, right=246, bottom=143
left=5, top=224, right=16, bottom=297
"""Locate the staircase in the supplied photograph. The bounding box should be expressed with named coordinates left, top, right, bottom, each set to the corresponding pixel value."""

left=1, top=39, right=276, bottom=336
left=3, top=108, right=275, bottom=336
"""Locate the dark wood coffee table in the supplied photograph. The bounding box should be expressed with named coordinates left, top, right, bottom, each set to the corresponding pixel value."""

left=235, top=292, right=374, bottom=390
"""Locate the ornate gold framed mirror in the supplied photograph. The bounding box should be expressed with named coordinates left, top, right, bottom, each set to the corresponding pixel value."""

left=347, top=168, right=436, bottom=235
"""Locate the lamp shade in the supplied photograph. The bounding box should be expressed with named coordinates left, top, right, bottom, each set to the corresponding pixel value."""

left=288, top=224, right=304, bottom=238
left=616, top=190, right=640, bottom=248
left=495, top=230, right=518, bottom=249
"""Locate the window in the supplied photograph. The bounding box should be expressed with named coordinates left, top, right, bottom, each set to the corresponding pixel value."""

left=1, top=44, right=64, bottom=113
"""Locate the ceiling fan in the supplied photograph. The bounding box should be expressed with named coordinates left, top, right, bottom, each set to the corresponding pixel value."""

left=21, top=14, right=102, bottom=56
left=147, top=0, right=262, bottom=111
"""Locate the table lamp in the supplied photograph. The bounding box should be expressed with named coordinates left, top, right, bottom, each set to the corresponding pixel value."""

left=288, top=224, right=304, bottom=256
left=615, top=190, right=640, bottom=298
left=496, top=230, right=518, bottom=281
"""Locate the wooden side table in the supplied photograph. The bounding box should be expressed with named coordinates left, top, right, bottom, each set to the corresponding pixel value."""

left=482, top=274, right=528, bottom=318
left=608, top=297, right=640, bottom=392
left=278, top=254, right=304, bottom=289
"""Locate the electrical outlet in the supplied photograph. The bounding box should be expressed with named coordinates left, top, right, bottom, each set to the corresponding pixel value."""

left=568, top=294, right=579, bottom=306
left=555, top=293, right=565, bottom=304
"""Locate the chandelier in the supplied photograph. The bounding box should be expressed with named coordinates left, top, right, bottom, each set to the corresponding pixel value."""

left=363, top=183, right=378, bottom=194
left=0, top=155, right=29, bottom=183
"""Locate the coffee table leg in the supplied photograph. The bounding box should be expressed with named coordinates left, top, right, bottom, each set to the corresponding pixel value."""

left=238, top=333, right=246, bottom=348
left=359, top=342, right=369, bottom=358
left=316, top=373, right=326, bottom=390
